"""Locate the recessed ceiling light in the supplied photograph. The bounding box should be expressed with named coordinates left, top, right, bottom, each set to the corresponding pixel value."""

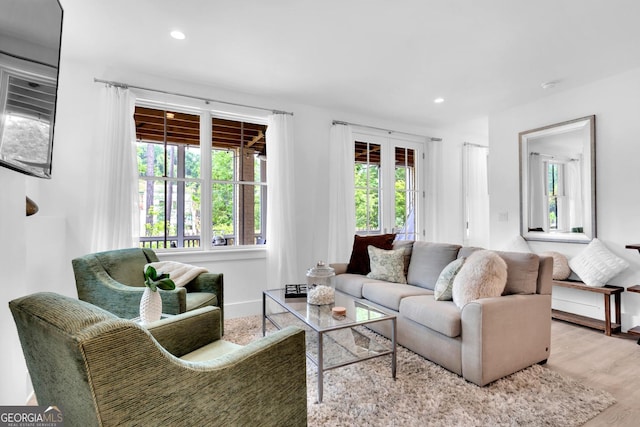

left=541, top=80, right=559, bottom=90
left=170, top=30, right=186, bottom=40
left=434, top=97, right=445, bottom=104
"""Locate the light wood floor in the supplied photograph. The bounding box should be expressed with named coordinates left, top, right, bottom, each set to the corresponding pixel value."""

left=547, top=320, right=640, bottom=426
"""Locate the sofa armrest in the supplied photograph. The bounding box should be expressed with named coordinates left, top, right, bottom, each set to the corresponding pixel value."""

left=536, top=255, right=553, bottom=295
left=461, top=294, right=551, bottom=386
left=330, top=263, right=349, bottom=275
left=146, top=306, right=221, bottom=357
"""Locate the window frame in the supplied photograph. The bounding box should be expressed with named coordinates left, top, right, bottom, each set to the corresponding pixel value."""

left=135, top=99, right=268, bottom=252
left=352, top=130, right=425, bottom=239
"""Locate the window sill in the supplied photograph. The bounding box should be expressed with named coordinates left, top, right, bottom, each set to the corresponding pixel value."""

left=155, top=246, right=267, bottom=263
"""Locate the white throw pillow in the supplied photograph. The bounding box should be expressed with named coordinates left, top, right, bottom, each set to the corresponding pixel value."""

left=568, top=239, right=629, bottom=287
left=540, top=251, right=571, bottom=280
left=452, top=250, right=508, bottom=309
left=434, top=257, right=466, bottom=301
left=366, top=246, right=407, bottom=284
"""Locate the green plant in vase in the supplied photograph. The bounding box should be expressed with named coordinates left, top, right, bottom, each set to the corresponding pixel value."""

left=144, top=265, right=176, bottom=292
left=140, top=265, right=176, bottom=324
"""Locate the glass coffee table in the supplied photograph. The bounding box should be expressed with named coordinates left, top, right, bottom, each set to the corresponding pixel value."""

left=262, top=288, right=396, bottom=403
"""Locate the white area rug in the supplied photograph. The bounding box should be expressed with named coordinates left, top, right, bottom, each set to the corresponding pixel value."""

left=225, top=315, right=616, bottom=427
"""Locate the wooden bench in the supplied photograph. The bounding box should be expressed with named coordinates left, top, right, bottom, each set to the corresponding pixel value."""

left=551, top=279, right=624, bottom=336
left=625, top=285, right=640, bottom=342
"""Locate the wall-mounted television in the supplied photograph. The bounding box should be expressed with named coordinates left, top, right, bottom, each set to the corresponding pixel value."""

left=0, top=0, right=63, bottom=179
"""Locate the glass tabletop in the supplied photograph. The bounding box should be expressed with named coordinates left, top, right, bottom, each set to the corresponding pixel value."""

left=263, top=288, right=396, bottom=373
left=263, top=288, right=393, bottom=333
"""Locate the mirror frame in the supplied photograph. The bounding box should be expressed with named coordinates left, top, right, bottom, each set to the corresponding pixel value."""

left=519, top=115, right=596, bottom=243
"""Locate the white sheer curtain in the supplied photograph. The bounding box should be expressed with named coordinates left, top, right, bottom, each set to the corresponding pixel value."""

left=424, top=139, right=442, bottom=241
left=566, top=158, right=583, bottom=230
left=327, top=123, right=355, bottom=262
left=90, top=85, right=138, bottom=252
left=528, top=153, right=547, bottom=231
left=266, top=113, right=298, bottom=287
left=463, top=144, right=489, bottom=247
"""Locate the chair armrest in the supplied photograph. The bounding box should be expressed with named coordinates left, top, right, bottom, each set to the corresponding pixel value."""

left=146, top=306, right=221, bottom=357
left=461, top=294, right=552, bottom=386
left=186, top=273, right=224, bottom=327
left=73, top=256, right=187, bottom=318
left=83, top=325, right=307, bottom=426
left=186, top=272, right=223, bottom=296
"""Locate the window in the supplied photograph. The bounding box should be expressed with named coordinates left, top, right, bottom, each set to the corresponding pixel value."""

left=353, top=133, right=422, bottom=240
left=547, top=161, right=562, bottom=231
left=135, top=105, right=267, bottom=249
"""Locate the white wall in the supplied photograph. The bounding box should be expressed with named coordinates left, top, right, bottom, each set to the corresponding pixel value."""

left=1, top=51, right=487, bottom=403
left=489, top=67, right=640, bottom=330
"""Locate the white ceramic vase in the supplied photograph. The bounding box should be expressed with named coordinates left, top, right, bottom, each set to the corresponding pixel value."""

left=139, top=287, right=162, bottom=324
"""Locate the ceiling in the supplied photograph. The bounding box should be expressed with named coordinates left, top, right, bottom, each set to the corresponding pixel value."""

left=54, top=1, right=640, bottom=128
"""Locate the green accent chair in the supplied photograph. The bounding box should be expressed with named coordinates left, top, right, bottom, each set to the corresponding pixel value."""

left=72, top=248, right=224, bottom=334
left=10, top=292, right=307, bottom=427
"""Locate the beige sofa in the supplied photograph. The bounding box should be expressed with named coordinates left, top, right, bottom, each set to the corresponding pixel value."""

left=332, top=241, right=553, bottom=386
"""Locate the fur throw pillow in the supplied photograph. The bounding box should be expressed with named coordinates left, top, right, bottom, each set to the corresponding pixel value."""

left=540, top=251, right=571, bottom=280
left=452, top=250, right=508, bottom=309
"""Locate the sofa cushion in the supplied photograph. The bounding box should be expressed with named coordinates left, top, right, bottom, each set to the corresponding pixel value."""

left=334, top=274, right=388, bottom=298
left=495, top=251, right=540, bottom=295
left=459, top=247, right=540, bottom=295
left=362, top=282, right=433, bottom=311
left=346, top=234, right=396, bottom=275
left=406, top=242, right=461, bottom=290
left=186, top=292, right=217, bottom=311
left=399, top=295, right=461, bottom=338
left=367, top=246, right=407, bottom=284
left=452, top=250, right=507, bottom=309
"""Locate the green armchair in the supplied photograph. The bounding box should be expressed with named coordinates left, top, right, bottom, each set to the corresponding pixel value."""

left=72, top=248, right=224, bottom=333
left=9, top=292, right=307, bottom=427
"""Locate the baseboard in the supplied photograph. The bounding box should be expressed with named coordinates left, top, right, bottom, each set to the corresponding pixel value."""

left=224, top=299, right=262, bottom=319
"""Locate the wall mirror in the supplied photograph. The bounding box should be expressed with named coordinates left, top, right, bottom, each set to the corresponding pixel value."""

left=0, top=0, right=63, bottom=179
left=519, top=115, right=596, bottom=243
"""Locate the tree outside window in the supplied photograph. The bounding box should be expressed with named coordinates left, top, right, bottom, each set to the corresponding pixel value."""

left=135, top=106, right=267, bottom=249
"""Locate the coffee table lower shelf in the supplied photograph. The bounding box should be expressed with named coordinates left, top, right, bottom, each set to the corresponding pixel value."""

left=262, top=289, right=397, bottom=403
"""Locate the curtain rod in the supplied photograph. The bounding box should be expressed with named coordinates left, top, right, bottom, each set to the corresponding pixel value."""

left=93, top=78, right=293, bottom=116
left=530, top=152, right=578, bottom=162
left=464, top=142, right=488, bottom=148
left=333, top=119, right=442, bottom=141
